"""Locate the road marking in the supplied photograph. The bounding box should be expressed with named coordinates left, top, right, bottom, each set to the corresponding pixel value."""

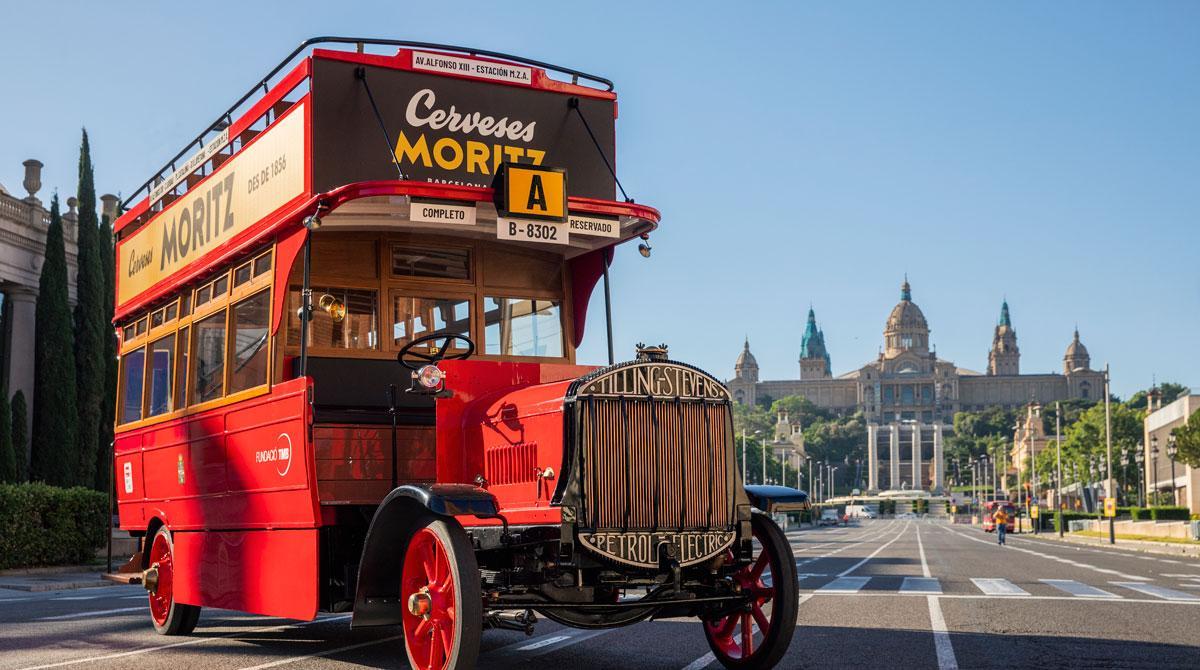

left=818, top=576, right=870, bottom=593
left=1110, top=582, right=1200, bottom=602
left=944, top=527, right=1151, bottom=581
left=836, top=522, right=910, bottom=576
left=917, top=525, right=958, bottom=670
left=1039, top=579, right=1119, bottom=599
left=237, top=635, right=403, bottom=669
left=37, top=606, right=146, bottom=621
left=970, top=578, right=1029, bottom=596
left=678, top=594, right=812, bottom=670
left=901, top=577, right=942, bottom=594
left=517, top=635, right=572, bottom=651
left=1161, top=573, right=1200, bottom=578
left=16, top=614, right=352, bottom=670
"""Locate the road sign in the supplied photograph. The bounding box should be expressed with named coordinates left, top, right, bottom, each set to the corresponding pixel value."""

left=1104, top=497, right=1116, bottom=518
left=1030, top=506, right=1039, bottom=519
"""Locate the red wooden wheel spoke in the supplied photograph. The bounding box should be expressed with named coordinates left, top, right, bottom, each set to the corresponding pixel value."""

left=715, top=614, right=739, bottom=638
left=415, top=618, right=431, bottom=637
left=750, top=551, right=771, bottom=580
left=752, top=602, right=770, bottom=634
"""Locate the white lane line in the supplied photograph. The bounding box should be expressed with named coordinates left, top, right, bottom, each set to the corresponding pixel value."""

left=37, top=606, right=146, bottom=621
left=17, top=614, right=352, bottom=670
left=901, top=577, right=942, bottom=594
left=1111, top=582, right=1200, bottom=602
left=818, top=576, right=870, bottom=593
left=1161, top=573, right=1200, bottom=578
left=917, top=525, right=958, bottom=670
left=806, top=591, right=1200, bottom=604
left=944, top=527, right=1151, bottom=581
left=237, top=634, right=403, bottom=670
left=517, top=635, right=572, bottom=651
left=836, top=522, right=910, bottom=577
left=521, top=629, right=610, bottom=655
left=970, top=578, right=1029, bottom=596
left=1039, top=579, right=1119, bottom=599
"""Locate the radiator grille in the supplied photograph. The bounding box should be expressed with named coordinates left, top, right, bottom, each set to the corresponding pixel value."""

left=574, top=396, right=733, bottom=532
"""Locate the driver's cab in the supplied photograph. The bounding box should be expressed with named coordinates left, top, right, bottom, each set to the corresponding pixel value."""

left=282, top=225, right=578, bottom=504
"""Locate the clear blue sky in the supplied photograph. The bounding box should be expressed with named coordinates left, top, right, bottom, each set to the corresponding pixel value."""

left=2, top=1, right=1196, bottom=398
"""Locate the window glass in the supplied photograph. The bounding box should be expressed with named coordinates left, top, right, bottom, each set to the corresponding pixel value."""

left=136, top=317, right=147, bottom=335
left=233, top=263, right=252, bottom=287
left=902, top=386, right=915, bottom=405
left=195, top=284, right=211, bottom=307
left=151, top=309, right=164, bottom=328
left=147, top=335, right=175, bottom=417
left=179, top=293, right=191, bottom=317
left=174, top=326, right=189, bottom=411
left=883, top=386, right=894, bottom=405
left=230, top=291, right=270, bottom=393
left=120, top=348, right=146, bottom=423
left=253, top=250, right=273, bottom=277
left=192, top=309, right=227, bottom=404
left=213, top=275, right=229, bottom=297
left=288, top=287, right=378, bottom=350
left=123, top=324, right=136, bottom=341
left=391, top=245, right=471, bottom=280
left=483, top=297, right=562, bottom=357
left=393, top=295, right=471, bottom=349
left=165, top=303, right=178, bottom=322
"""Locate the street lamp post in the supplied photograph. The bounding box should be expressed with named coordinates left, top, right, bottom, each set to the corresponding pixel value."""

left=761, top=434, right=768, bottom=485
left=1134, top=443, right=1145, bottom=507
left=1103, top=363, right=1115, bottom=544
left=741, top=428, right=747, bottom=482
left=830, top=466, right=838, bottom=499
left=1120, top=450, right=1129, bottom=505
left=1151, top=435, right=1160, bottom=507
left=808, top=457, right=813, bottom=499
left=1056, top=401, right=1064, bottom=537
left=1167, top=432, right=1178, bottom=507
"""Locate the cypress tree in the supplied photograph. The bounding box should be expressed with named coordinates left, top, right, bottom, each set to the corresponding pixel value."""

left=73, top=130, right=105, bottom=488
left=0, top=389, right=14, bottom=482
left=31, top=195, right=79, bottom=486
left=12, top=390, right=28, bottom=482
left=96, top=211, right=117, bottom=491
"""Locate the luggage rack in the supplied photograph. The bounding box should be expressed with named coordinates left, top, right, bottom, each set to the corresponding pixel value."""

left=121, top=36, right=615, bottom=210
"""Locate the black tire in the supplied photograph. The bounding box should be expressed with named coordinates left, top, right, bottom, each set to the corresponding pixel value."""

left=399, top=515, right=482, bottom=670
left=146, top=527, right=201, bottom=636
left=703, top=513, right=799, bottom=669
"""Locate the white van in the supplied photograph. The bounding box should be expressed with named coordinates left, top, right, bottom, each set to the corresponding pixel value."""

left=846, top=504, right=878, bottom=519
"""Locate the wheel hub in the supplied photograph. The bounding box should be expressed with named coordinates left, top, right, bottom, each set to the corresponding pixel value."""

left=143, top=565, right=160, bottom=594
left=407, top=586, right=433, bottom=620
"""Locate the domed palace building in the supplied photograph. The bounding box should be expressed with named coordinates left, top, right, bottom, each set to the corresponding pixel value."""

left=728, top=279, right=1104, bottom=493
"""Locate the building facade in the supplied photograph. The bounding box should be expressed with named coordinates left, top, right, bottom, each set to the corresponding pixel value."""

left=729, top=279, right=1106, bottom=493
left=1144, top=393, right=1200, bottom=513
left=0, top=158, right=118, bottom=459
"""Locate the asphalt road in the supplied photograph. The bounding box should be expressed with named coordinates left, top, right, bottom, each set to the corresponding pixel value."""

left=3, top=519, right=1199, bottom=669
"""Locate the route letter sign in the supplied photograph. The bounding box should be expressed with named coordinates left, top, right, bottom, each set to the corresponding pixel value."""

left=494, top=163, right=567, bottom=222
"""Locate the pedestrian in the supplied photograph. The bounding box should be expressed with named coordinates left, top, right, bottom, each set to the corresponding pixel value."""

left=994, top=507, right=1008, bottom=546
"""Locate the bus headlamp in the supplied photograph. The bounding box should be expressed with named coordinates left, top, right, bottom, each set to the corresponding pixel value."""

left=415, top=364, right=445, bottom=389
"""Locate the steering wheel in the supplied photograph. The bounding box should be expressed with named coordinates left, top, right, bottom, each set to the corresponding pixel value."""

left=396, top=332, right=475, bottom=370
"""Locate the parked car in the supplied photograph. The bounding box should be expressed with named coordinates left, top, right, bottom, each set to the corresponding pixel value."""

left=819, top=508, right=843, bottom=526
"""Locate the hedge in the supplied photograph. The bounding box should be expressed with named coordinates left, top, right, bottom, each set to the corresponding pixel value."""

left=0, top=483, right=107, bottom=569
left=1129, top=506, right=1192, bottom=521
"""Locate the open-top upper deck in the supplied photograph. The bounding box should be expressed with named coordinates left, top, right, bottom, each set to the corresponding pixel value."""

left=113, top=38, right=659, bottom=322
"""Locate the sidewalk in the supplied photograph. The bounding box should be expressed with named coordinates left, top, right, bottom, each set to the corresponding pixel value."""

left=0, top=565, right=114, bottom=592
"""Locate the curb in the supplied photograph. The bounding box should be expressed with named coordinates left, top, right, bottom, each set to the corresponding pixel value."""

left=1025, top=532, right=1200, bottom=558
left=0, top=579, right=114, bottom=592
left=0, top=564, right=106, bottom=577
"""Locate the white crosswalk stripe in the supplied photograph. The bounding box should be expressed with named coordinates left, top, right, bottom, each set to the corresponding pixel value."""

left=1111, top=582, right=1200, bottom=602
left=818, top=576, right=870, bottom=593
left=901, top=577, right=942, bottom=594
left=970, top=578, right=1029, bottom=596
left=1039, top=579, right=1119, bottom=599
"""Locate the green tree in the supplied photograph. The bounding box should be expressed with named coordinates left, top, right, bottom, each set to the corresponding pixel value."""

left=1124, top=382, right=1188, bottom=412
left=31, top=195, right=79, bottom=486
left=1173, top=409, right=1200, bottom=469
left=96, top=210, right=117, bottom=491
left=72, top=130, right=105, bottom=488
left=11, top=391, right=28, bottom=481
left=0, top=390, right=14, bottom=482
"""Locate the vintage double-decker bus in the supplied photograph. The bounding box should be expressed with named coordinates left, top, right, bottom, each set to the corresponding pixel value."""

left=111, top=38, right=806, bottom=669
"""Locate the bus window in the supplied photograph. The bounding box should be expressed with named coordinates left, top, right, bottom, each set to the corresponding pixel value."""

left=174, top=326, right=190, bottom=411
left=120, top=347, right=146, bottom=423
left=230, top=291, right=270, bottom=393
left=147, top=335, right=175, bottom=417
left=390, top=244, right=471, bottom=281
left=289, top=286, right=378, bottom=350
left=392, top=294, right=471, bottom=350
left=192, top=309, right=227, bottom=404
left=483, top=297, right=563, bottom=357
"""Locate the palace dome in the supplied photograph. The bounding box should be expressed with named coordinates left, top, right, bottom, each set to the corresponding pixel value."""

left=883, top=278, right=930, bottom=357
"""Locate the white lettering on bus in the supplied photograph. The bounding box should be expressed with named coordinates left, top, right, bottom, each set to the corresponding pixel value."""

left=405, top=88, right=536, bottom=143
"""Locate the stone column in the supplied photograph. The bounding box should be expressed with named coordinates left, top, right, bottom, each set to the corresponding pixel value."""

left=889, top=424, right=900, bottom=490
left=933, top=424, right=945, bottom=493
left=867, top=424, right=879, bottom=491
left=5, top=288, right=37, bottom=464
left=913, top=423, right=923, bottom=490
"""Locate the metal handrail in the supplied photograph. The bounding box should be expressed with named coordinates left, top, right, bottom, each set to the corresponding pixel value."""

left=121, top=36, right=615, bottom=210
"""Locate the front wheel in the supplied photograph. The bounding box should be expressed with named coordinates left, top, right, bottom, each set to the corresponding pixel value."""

left=702, top=513, right=798, bottom=669
left=400, top=515, right=482, bottom=670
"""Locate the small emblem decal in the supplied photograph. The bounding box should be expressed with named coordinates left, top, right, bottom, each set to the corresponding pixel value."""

left=177, top=454, right=185, bottom=485
left=123, top=462, right=133, bottom=494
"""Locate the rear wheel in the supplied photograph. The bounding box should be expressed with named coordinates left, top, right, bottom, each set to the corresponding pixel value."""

left=400, top=516, right=482, bottom=670
left=146, top=527, right=201, bottom=635
left=702, top=513, right=798, bottom=669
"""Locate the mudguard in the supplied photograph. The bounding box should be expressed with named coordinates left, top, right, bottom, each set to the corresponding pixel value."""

left=351, top=483, right=498, bottom=627
left=744, top=485, right=810, bottom=514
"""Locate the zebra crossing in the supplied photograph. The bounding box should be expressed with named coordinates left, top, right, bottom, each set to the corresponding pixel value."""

left=805, top=574, right=1200, bottom=602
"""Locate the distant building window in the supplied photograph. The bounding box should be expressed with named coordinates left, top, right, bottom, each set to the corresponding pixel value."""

left=902, top=386, right=915, bottom=405
left=922, top=385, right=932, bottom=402
left=1080, top=381, right=1090, bottom=399
left=884, top=387, right=895, bottom=404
